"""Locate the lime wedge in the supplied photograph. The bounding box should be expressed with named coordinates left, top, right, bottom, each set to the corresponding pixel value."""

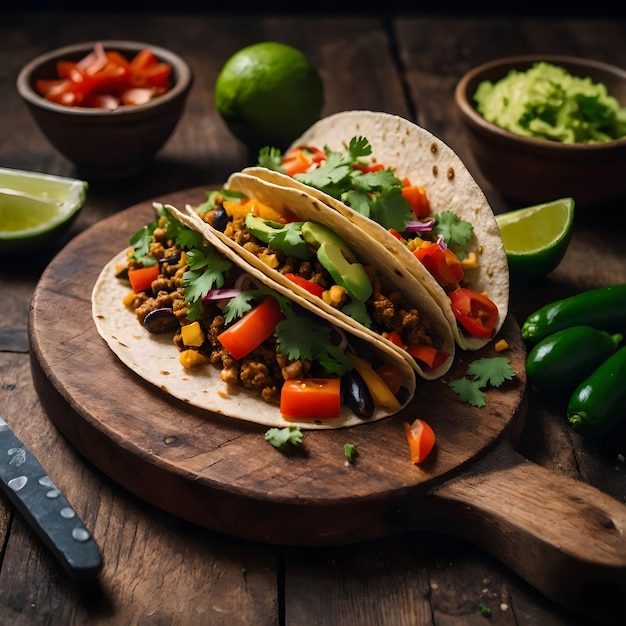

left=495, top=197, right=574, bottom=281
left=0, top=168, right=88, bottom=253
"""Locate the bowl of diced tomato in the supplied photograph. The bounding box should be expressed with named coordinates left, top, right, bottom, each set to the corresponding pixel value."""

left=17, top=41, right=193, bottom=179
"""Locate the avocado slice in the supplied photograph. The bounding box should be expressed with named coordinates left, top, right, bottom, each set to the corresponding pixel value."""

left=303, top=222, right=372, bottom=303
left=245, top=213, right=312, bottom=259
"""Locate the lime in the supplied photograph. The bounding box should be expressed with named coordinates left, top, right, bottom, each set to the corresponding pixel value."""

left=215, top=41, right=324, bottom=150
left=0, top=168, right=88, bottom=253
left=495, top=197, right=575, bottom=281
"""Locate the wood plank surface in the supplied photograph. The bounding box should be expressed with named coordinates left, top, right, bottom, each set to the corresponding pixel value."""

left=1, top=10, right=626, bottom=626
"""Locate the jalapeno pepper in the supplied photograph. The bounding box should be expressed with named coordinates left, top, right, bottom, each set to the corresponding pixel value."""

left=521, top=284, right=626, bottom=345
left=566, top=345, right=626, bottom=439
left=526, top=325, right=623, bottom=397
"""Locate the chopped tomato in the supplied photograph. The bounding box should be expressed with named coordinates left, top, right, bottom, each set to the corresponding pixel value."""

left=280, top=378, right=341, bottom=419
left=406, top=345, right=449, bottom=371
left=284, top=273, right=324, bottom=298
left=282, top=146, right=326, bottom=177
left=449, top=287, right=498, bottom=340
left=388, top=228, right=403, bottom=241
left=218, top=296, right=284, bottom=360
left=353, top=162, right=384, bottom=173
left=35, top=43, right=173, bottom=109
left=413, top=241, right=464, bottom=288
left=402, top=184, right=431, bottom=219
left=404, top=418, right=436, bottom=464
left=128, top=264, right=160, bottom=293
left=374, top=363, right=402, bottom=395
left=386, top=331, right=404, bottom=348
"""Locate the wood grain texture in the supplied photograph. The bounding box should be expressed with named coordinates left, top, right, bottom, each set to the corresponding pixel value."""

left=29, top=189, right=526, bottom=544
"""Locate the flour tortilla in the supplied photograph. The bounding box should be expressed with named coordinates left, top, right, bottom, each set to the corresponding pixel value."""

left=244, top=110, right=509, bottom=352
left=92, top=208, right=417, bottom=430
left=181, top=172, right=457, bottom=380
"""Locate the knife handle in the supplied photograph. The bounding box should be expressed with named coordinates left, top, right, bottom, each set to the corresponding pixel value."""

left=0, top=419, right=103, bottom=580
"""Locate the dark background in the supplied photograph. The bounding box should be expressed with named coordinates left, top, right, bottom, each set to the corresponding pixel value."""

left=7, top=2, right=626, bottom=17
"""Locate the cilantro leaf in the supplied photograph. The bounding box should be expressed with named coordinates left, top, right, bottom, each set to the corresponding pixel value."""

left=449, top=356, right=515, bottom=406
left=346, top=135, right=372, bottom=160
left=466, top=357, right=515, bottom=388
left=221, top=291, right=256, bottom=324
left=265, top=426, right=303, bottom=450
left=369, top=186, right=414, bottom=232
left=129, top=223, right=158, bottom=265
left=257, top=146, right=284, bottom=172
left=182, top=247, right=232, bottom=321
left=344, top=443, right=358, bottom=463
left=449, top=378, right=486, bottom=407
left=341, top=189, right=372, bottom=217
left=351, top=168, right=401, bottom=193
left=295, top=150, right=351, bottom=193
left=432, top=210, right=474, bottom=249
left=340, top=299, right=372, bottom=328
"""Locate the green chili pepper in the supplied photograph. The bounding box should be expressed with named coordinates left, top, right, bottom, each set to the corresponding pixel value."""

left=526, top=325, right=623, bottom=397
left=521, top=284, right=626, bottom=345
left=566, top=345, right=626, bottom=439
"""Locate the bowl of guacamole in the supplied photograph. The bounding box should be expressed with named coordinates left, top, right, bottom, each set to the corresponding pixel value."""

left=455, top=55, right=626, bottom=208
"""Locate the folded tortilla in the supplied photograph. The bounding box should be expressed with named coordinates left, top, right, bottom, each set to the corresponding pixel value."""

left=92, top=204, right=417, bottom=430
left=181, top=172, right=457, bottom=380
left=243, top=110, right=509, bottom=352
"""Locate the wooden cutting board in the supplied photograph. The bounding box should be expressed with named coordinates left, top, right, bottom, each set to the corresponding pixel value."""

left=29, top=188, right=626, bottom=614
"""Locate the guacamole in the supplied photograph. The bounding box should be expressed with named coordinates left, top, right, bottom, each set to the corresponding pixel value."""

left=474, top=62, right=626, bottom=143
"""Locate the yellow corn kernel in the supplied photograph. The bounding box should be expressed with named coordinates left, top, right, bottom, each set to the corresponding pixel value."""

left=179, top=349, right=209, bottom=369
left=322, top=284, right=346, bottom=307
left=181, top=321, right=205, bottom=347
left=123, top=291, right=136, bottom=308
left=495, top=339, right=509, bottom=352
left=257, top=249, right=280, bottom=269
left=461, top=251, right=479, bottom=269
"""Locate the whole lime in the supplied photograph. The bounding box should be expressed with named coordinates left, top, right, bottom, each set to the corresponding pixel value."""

left=215, top=41, right=324, bottom=151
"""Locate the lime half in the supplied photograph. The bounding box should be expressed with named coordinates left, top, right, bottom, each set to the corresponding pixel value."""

left=0, top=168, right=88, bottom=253
left=495, top=197, right=575, bottom=281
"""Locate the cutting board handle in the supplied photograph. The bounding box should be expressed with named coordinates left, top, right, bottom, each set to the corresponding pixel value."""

left=423, top=441, right=626, bottom=621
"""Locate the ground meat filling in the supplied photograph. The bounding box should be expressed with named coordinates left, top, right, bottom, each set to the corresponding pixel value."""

left=122, top=225, right=315, bottom=405
left=200, top=202, right=438, bottom=351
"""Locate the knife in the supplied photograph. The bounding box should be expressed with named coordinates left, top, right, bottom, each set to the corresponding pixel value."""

left=0, top=415, right=103, bottom=581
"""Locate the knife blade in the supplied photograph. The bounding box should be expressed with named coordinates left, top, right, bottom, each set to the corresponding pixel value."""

left=0, top=415, right=103, bottom=581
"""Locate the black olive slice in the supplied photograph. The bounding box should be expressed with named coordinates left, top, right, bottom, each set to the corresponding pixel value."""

left=143, top=307, right=179, bottom=334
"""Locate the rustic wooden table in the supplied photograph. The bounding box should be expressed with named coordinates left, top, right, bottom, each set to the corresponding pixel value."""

left=1, top=10, right=626, bottom=625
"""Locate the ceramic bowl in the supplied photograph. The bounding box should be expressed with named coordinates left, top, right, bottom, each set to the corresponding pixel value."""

left=17, top=40, right=193, bottom=180
left=455, top=55, right=626, bottom=208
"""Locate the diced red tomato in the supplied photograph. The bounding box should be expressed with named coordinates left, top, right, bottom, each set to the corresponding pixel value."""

left=449, top=287, right=498, bottom=340
left=35, top=44, right=173, bottom=109
left=281, top=146, right=326, bottom=177
left=388, top=228, right=403, bottom=241
left=128, top=264, right=160, bottom=293
left=353, top=162, right=385, bottom=173
left=413, top=242, right=464, bottom=288
left=218, top=296, right=284, bottom=360
left=404, top=418, right=436, bottom=464
left=402, top=184, right=431, bottom=219
left=406, top=345, right=449, bottom=371
left=386, top=331, right=404, bottom=348
left=284, top=273, right=324, bottom=298
left=280, top=378, right=341, bottom=419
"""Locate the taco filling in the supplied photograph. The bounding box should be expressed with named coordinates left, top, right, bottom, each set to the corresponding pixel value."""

left=102, top=203, right=411, bottom=424
left=189, top=188, right=450, bottom=375
left=245, top=110, right=509, bottom=352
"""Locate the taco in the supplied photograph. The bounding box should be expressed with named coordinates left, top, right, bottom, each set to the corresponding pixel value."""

left=92, top=202, right=418, bottom=430
left=182, top=171, right=457, bottom=381
left=247, top=110, right=509, bottom=352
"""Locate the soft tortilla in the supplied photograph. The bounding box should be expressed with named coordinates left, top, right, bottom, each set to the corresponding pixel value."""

left=243, top=110, right=510, bottom=352
left=181, top=172, right=457, bottom=380
left=92, top=213, right=417, bottom=430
